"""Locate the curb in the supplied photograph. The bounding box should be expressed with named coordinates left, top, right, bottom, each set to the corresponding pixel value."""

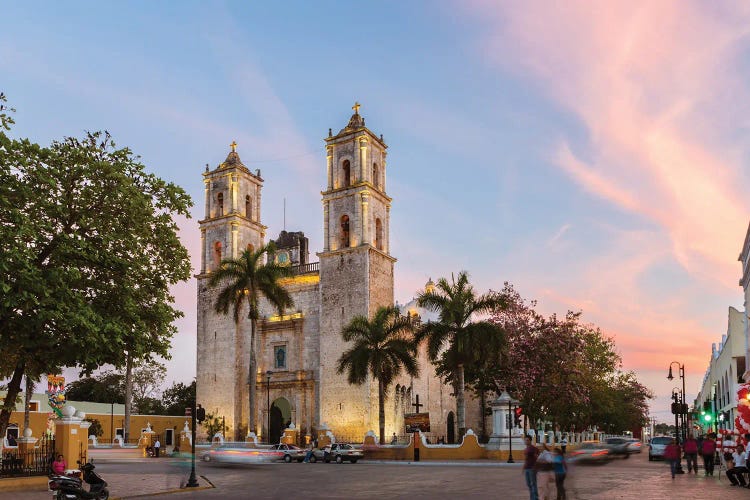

left=112, top=476, right=215, bottom=499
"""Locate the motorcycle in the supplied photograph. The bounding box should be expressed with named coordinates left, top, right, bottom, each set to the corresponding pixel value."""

left=48, top=461, right=109, bottom=500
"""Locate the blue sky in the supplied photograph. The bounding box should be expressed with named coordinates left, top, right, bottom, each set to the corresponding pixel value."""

left=4, top=1, right=750, bottom=422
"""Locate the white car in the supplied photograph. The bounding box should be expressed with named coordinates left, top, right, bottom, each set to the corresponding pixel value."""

left=648, top=436, right=672, bottom=461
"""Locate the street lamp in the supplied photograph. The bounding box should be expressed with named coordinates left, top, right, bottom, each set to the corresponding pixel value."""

left=266, top=370, right=273, bottom=443
left=667, top=362, right=686, bottom=443
left=108, top=384, right=116, bottom=445
left=671, top=387, right=685, bottom=474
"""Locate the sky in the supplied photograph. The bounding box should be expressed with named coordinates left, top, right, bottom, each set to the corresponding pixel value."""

left=3, top=1, right=750, bottom=423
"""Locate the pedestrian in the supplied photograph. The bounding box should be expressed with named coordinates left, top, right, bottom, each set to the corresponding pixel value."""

left=683, top=433, right=698, bottom=474
left=726, top=443, right=748, bottom=487
left=701, top=433, right=716, bottom=476
left=303, top=442, right=314, bottom=463
left=51, top=454, right=66, bottom=475
left=154, top=438, right=161, bottom=458
left=390, top=433, right=397, bottom=445
left=560, top=435, right=568, bottom=455
left=523, top=435, right=540, bottom=500
left=552, top=447, right=567, bottom=500
left=664, top=438, right=681, bottom=479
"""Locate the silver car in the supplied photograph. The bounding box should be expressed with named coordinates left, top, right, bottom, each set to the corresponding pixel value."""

left=270, top=444, right=307, bottom=463
left=648, top=436, right=672, bottom=461
left=311, top=443, right=364, bottom=463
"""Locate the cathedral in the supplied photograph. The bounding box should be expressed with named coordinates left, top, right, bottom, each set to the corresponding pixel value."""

left=196, top=104, right=483, bottom=444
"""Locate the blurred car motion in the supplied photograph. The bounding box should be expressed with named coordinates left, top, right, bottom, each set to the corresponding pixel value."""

left=568, top=442, right=612, bottom=464
left=201, top=444, right=284, bottom=464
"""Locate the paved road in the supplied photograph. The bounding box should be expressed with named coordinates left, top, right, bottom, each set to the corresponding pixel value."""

left=5, top=452, right=749, bottom=499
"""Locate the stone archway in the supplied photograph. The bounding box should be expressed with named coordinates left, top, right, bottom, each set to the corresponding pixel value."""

left=447, top=412, right=456, bottom=444
left=270, top=397, right=292, bottom=445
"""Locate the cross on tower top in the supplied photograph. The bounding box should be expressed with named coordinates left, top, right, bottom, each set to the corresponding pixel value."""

left=352, top=102, right=361, bottom=115
left=412, top=394, right=423, bottom=413
left=230, top=140, right=238, bottom=152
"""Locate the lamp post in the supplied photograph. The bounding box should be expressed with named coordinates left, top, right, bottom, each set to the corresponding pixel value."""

left=507, top=396, right=515, bottom=464
left=667, top=362, right=686, bottom=443
left=108, top=384, right=116, bottom=445
left=671, top=387, right=685, bottom=474
left=266, top=370, right=273, bottom=443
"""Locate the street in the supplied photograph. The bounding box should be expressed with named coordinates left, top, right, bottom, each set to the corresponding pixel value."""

left=5, top=452, right=750, bottom=500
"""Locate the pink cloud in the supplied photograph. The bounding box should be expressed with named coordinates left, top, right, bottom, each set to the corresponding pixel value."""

left=467, top=0, right=750, bottom=285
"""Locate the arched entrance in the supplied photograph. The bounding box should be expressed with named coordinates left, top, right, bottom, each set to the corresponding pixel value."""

left=447, top=412, right=456, bottom=444
left=270, top=397, right=292, bottom=445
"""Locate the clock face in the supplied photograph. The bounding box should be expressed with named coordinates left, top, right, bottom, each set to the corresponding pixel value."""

left=277, top=251, right=289, bottom=264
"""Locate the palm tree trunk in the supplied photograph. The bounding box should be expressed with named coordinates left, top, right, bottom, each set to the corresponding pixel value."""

left=23, top=374, right=33, bottom=432
left=457, top=364, right=466, bottom=438
left=248, top=318, right=257, bottom=440
left=0, top=361, right=25, bottom=440
left=378, top=379, right=385, bottom=445
left=124, top=354, right=133, bottom=442
left=479, top=389, right=486, bottom=442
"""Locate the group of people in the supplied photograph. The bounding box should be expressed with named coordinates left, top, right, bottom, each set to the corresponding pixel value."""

left=663, top=433, right=750, bottom=486
left=523, top=436, right=567, bottom=500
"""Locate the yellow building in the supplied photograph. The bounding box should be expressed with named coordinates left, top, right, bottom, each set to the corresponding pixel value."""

left=0, top=392, right=192, bottom=451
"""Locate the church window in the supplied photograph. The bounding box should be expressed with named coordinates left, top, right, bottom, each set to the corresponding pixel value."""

left=213, top=241, right=222, bottom=269
left=375, top=218, right=383, bottom=251
left=245, top=195, right=252, bottom=220
left=340, top=215, right=350, bottom=248
left=372, top=163, right=379, bottom=189
left=274, top=345, right=287, bottom=369
left=342, top=160, right=351, bottom=188
left=217, top=192, right=224, bottom=217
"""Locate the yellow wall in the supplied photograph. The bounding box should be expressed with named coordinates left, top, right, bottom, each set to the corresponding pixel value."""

left=2, top=410, right=192, bottom=445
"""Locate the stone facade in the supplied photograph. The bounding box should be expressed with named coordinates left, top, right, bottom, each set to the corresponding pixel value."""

left=196, top=106, right=486, bottom=444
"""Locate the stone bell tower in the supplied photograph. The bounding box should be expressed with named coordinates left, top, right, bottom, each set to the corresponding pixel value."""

left=196, top=142, right=267, bottom=439
left=317, top=103, right=396, bottom=436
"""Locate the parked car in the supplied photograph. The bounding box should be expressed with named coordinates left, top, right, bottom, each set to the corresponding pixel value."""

left=310, top=443, right=364, bottom=463
left=626, top=439, right=642, bottom=454
left=201, top=444, right=284, bottom=464
left=604, top=437, right=632, bottom=458
left=648, top=436, right=673, bottom=461
left=270, top=444, right=306, bottom=463
left=567, top=441, right=612, bottom=464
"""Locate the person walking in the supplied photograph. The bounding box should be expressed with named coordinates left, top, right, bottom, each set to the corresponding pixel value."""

left=154, top=438, right=161, bottom=458
left=701, top=434, right=716, bottom=476
left=683, top=434, right=698, bottom=474
left=523, top=436, right=540, bottom=500
left=726, top=443, right=748, bottom=487
left=664, top=438, right=681, bottom=479
left=552, top=447, right=567, bottom=500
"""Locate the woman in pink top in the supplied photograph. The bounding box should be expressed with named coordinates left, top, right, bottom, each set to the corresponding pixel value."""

left=51, top=454, right=66, bottom=475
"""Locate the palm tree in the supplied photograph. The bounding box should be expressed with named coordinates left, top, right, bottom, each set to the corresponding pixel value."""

left=209, top=243, right=293, bottom=440
left=337, top=306, right=419, bottom=444
left=416, top=271, right=506, bottom=438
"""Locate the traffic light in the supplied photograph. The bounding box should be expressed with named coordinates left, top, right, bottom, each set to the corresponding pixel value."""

left=514, top=407, right=522, bottom=427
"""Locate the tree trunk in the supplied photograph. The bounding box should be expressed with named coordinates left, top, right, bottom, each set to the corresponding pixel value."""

left=0, top=361, right=25, bottom=440
left=124, top=354, right=133, bottom=442
left=248, top=318, right=257, bottom=441
left=23, top=374, right=33, bottom=431
left=479, top=389, right=486, bottom=441
left=457, top=364, right=466, bottom=438
left=378, top=379, right=385, bottom=445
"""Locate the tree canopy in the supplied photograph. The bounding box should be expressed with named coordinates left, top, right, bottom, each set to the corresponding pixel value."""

left=0, top=94, right=192, bottom=436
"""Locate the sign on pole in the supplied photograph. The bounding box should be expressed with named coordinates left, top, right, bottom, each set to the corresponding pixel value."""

left=405, top=412, right=430, bottom=433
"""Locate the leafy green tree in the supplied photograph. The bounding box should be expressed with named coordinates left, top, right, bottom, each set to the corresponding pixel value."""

left=337, top=306, right=420, bottom=444
left=416, top=271, right=506, bottom=438
left=208, top=244, right=294, bottom=440
left=65, top=372, right=125, bottom=404
left=0, top=95, right=192, bottom=438
left=202, top=412, right=228, bottom=441
left=162, top=381, right=196, bottom=416
left=86, top=418, right=104, bottom=438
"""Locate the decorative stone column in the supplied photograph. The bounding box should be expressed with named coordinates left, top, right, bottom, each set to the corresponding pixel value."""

left=139, top=422, right=156, bottom=457
left=282, top=423, right=299, bottom=445
left=486, top=392, right=524, bottom=450
left=361, top=191, right=370, bottom=245
left=54, top=405, right=85, bottom=469
left=179, top=420, right=192, bottom=451
left=317, top=423, right=332, bottom=447
left=17, top=428, right=37, bottom=467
